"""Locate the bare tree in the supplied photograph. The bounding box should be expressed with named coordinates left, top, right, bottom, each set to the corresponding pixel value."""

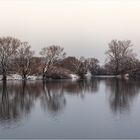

left=77, top=57, right=89, bottom=78
left=88, top=58, right=100, bottom=75
left=40, top=45, right=66, bottom=79
left=63, top=57, right=82, bottom=74
left=65, top=57, right=89, bottom=78
left=105, top=40, right=137, bottom=75
left=16, top=42, right=34, bottom=80
left=0, top=37, right=21, bottom=80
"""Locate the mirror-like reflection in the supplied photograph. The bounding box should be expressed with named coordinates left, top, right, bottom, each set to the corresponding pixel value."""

left=0, top=81, right=41, bottom=128
left=40, top=79, right=99, bottom=115
left=41, top=81, right=66, bottom=115
left=105, top=78, right=140, bottom=114
left=0, top=79, right=99, bottom=128
left=0, top=78, right=140, bottom=138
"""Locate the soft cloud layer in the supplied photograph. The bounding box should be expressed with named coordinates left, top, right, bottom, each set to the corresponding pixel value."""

left=0, top=0, right=140, bottom=63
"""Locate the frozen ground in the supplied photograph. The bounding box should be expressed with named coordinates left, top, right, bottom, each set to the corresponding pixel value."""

left=0, top=74, right=79, bottom=81
left=0, top=74, right=43, bottom=81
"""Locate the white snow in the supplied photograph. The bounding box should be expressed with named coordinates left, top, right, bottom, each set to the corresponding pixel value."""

left=0, top=74, right=43, bottom=81
left=0, top=74, right=22, bottom=80
left=124, top=74, right=129, bottom=80
left=27, top=75, right=43, bottom=80
left=5, top=74, right=22, bottom=80
left=10, top=74, right=22, bottom=80
left=70, top=74, right=79, bottom=80
left=27, top=76, right=37, bottom=80
left=85, top=71, right=92, bottom=79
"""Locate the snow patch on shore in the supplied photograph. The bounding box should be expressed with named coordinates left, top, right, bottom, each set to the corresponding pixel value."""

left=85, top=71, right=92, bottom=79
left=0, top=74, right=43, bottom=81
left=0, top=74, right=22, bottom=80
left=70, top=74, right=79, bottom=80
left=9, top=74, right=22, bottom=80
left=27, top=75, right=43, bottom=80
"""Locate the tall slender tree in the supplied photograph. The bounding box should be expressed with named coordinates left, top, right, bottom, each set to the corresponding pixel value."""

left=16, top=42, right=34, bottom=80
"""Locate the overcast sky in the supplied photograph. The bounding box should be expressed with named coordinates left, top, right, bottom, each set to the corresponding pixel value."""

left=0, top=0, right=140, bottom=63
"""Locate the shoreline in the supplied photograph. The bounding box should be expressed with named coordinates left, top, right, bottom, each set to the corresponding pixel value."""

left=0, top=74, right=130, bottom=81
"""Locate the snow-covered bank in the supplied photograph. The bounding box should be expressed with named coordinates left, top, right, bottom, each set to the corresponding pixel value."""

left=27, top=75, right=43, bottom=80
left=0, top=74, right=22, bottom=80
left=85, top=71, right=92, bottom=79
left=0, top=74, right=79, bottom=81
left=0, top=73, right=130, bottom=81
left=69, top=74, right=79, bottom=80
left=0, top=74, right=43, bottom=81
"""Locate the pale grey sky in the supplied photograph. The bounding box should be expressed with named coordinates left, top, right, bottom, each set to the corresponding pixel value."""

left=0, top=0, right=140, bottom=63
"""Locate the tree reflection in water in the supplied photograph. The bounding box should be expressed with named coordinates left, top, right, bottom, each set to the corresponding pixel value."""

left=40, top=79, right=99, bottom=115
left=62, top=79, right=99, bottom=97
left=0, top=79, right=99, bottom=127
left=40, top=81, right=66, bottom=116
left=40, top=79, right=100, bottom=118
left=105, top=78, right=140, bottom=114
left=0, top=81, right=41, bottom=128
left=0, top=78, right=139, bottom=128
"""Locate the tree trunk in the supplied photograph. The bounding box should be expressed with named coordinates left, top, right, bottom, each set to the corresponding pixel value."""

left=22, top=71, right=27, bottom=80
left=43, top=73, right=46, bottom=80
left=2, top=68, right=7, bottom=81
left=79, top=73, right=86, bottom=79
left=2, top=80, right=8, bottom=103
left=42, top=67, right=47, bottom=80
left=23, top=74, right=27, bottom=80
left=115, top=59, right=119, bottom=75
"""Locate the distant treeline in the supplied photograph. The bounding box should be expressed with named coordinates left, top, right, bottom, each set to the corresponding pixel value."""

left=0, top=36, right=140, bottom=80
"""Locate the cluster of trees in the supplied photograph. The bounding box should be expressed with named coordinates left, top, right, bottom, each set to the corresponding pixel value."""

left=0, top=37, right=35, bottom=80
left=0, top=36, right=140, bottom=81
left=105, top=40, right=139, bottom=75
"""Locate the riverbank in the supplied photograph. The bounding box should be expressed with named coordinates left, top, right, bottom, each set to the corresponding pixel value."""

left=0, top=74, right=79, bottom=81
left=0, top=74, right=130, bottom=81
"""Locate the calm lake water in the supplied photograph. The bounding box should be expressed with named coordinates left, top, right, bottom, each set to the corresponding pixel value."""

left=0, top=78, right=140, bottom=139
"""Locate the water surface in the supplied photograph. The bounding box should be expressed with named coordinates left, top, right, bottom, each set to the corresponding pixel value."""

left=0, top=78, right=140, bottom=139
